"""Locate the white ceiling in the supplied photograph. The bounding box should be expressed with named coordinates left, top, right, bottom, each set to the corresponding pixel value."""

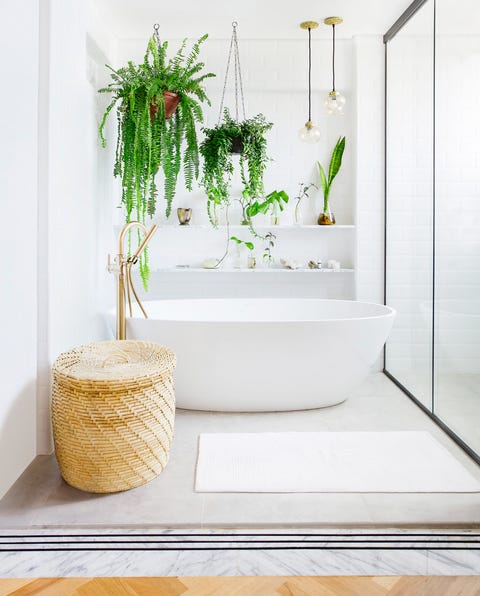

left=95, top=0, right=413, bottom=40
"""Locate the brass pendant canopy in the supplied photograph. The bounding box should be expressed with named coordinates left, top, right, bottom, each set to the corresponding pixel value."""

left=324, top=16, right=343, bottom=26
left=300, top=21, right=319, bottom=29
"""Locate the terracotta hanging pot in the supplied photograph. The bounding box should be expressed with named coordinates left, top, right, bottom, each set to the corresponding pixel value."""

left=149, top=91, right=180, bottom=120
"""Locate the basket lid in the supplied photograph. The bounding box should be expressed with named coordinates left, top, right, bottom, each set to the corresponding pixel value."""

left=53, top=340, right=176, bottom=381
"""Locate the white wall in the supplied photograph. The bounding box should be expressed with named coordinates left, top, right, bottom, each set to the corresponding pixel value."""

left=0, top=1, right=39, bottom=498
left=352, top=35, right=386, bottom=372
left=0, top=0, right=117, bottom=476
left=354, top=36, right=385, bottom=307
left=35, top=0, right=116, bottom=455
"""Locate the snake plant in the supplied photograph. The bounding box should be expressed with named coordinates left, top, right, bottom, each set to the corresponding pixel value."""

left=317, top=136, right=346, bottom=213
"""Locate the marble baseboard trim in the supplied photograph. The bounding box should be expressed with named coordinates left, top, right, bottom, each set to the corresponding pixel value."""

left=1, top=530, right=479, bottom=551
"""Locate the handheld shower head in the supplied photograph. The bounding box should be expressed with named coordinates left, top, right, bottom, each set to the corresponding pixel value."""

left=130, top=224, right=158, bottom=264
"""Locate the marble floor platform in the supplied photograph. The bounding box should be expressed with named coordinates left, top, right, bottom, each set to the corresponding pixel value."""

left=1, top=373, right=479, bottom=530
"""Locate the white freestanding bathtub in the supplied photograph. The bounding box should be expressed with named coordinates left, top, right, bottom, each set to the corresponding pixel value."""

left=122, top=299, right=395, bottom=411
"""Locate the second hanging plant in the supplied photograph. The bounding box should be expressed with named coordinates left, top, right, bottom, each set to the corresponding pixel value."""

left=200, top=108, right=273, bottom=224
left=199, top=23, right=273, bottom=227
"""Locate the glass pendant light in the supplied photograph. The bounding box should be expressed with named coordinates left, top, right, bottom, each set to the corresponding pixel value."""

left=299, top=21, right=321, bottom=143
left=324, top=17, right=346, bottom=115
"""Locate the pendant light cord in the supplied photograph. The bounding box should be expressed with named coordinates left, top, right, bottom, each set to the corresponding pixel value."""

left=153, top=23, right=160, bottom=46
left=308, top=26, right=312, bottom=122
left=332, top=24, right=336, bottom=92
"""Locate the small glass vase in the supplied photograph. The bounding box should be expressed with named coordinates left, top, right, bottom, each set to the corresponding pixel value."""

left=318, top=201, right=335, bottom=225
left=270, top=203, right=280, bottom=226
left=233, top=244, right=242, bottom=269
left=294, top=200, right=303, bottom=225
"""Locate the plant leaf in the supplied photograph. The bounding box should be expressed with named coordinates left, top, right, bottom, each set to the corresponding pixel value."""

left=317, top=162, right=328, bottom=197
left=327, top=136, right=346, bottom=186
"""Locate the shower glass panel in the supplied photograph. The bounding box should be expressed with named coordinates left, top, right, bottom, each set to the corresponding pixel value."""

left=385, top=0, right=434, bottom=409
left=434, top=0, right=480, bottom=454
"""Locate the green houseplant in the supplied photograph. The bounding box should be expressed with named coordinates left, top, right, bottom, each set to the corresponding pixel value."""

left=293, top=182, right=317, bottom=225
left=317, top=136, right=346, bottom=225
left=200, top=109, right=273, bottom=225
left=206, top=189, right=288, bottom=269
left=246, top=190, right=289, bottom=225
left=99, top=34, right=215, bottom=221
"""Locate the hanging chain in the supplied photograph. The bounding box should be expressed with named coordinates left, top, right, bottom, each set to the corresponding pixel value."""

left=217, top=21, right=246, bottom=124
left=218, top=30, right=235, bottom=124
left=153, top=23, right=161, bottom=47
left=234, top=30, right=239, bottom=120
left=233, top=23, right=246, bottom=121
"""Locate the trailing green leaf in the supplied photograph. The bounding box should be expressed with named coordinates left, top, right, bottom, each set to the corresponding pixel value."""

left=230, top=236, right=254, bottom=251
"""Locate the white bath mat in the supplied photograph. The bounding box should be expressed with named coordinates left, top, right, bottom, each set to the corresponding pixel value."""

left=195, top=431, right=480, bottom=493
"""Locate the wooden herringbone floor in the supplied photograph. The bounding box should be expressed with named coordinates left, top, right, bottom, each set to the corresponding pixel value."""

left=0, top=576, right=480, bottom=595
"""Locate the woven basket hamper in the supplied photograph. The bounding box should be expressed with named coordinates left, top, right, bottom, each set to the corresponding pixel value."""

left=51, top=340, right=176, bottom=493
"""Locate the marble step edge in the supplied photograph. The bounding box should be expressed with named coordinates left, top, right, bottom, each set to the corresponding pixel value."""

left=0, top=530, right=479, bottom=552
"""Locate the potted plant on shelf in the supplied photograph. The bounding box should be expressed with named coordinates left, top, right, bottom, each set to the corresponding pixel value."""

left=205, top=189, right=288, bottom=270
left=98, top=34, right=215, bottom=221
left=200, top=109, right=273, bottom=226
left=317, top=136, right=346, bottom=225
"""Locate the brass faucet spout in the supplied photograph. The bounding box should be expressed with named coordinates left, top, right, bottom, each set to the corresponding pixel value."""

left=109, top=221, right=157, bottom=340
left=118, top=221, right=148, bottom=256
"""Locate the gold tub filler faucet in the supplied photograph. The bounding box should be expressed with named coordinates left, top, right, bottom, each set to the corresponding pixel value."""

left=108, top=221, right=157, bottom=340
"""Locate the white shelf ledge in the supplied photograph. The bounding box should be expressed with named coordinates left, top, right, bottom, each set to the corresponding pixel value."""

left=153, top=267, right=354, bottom=273
left=150, top=224, right=355, bottom=230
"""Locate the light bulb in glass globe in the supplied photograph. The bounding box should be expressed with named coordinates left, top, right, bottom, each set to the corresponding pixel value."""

left=325, top=90, right=346, bottom=115
left=298, top=121, right=321, bottom=143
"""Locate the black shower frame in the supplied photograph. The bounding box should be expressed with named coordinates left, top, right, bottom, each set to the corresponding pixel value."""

left=383, top=0, right=480, bottom=465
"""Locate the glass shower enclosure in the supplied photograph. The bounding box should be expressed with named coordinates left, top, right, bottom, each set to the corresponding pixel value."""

left=384, top=0, right=480, bottom=463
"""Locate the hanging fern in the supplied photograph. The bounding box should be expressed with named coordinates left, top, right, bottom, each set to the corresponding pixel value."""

left=99, top=33, right=215, bottom=286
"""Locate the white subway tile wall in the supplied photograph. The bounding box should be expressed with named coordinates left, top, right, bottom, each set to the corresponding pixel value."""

left=385, top=3, right=435, bottom=407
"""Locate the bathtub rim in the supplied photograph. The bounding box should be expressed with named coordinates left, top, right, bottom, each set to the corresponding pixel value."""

left=119, top=298, right=396, bottom=324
